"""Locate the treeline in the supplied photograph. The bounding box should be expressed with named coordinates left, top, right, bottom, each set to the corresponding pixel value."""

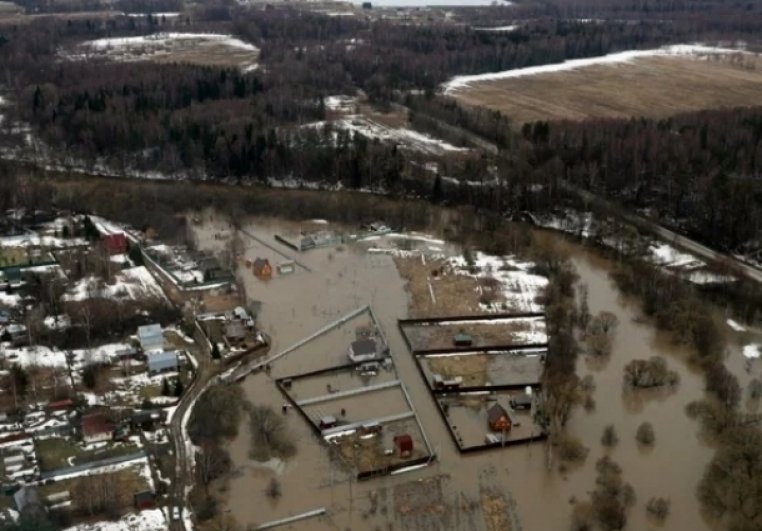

left=536, top=108, right=762, bottom=251
left=232, top=9, right=693, bottom=100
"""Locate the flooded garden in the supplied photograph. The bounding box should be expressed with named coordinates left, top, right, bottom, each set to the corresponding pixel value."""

left=186, top=209, right=756, bottom=530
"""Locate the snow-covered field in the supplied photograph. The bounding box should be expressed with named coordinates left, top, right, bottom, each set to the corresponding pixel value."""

left=443, top=44, right=749, bottom=92
left=69, top=33, right=260, bottom=72
left=63, top=266, right=167, bottom=303
left=448, top=252, right=548, bottom=313
left=308, top=116, right=468, bottom=156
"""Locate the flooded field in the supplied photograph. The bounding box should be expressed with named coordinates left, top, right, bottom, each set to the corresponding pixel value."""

left=191, top=212, right=725, bottom=530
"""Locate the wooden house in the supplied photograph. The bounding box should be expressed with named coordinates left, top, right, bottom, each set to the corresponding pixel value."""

left=487, top=403, right=512, bottom=433
left=252, top=258, right=273, bottom=280
left=394, top=434, right=413, bottom=458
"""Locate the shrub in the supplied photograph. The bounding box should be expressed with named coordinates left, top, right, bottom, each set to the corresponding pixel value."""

left=646, top=497, right=670, bottom=521
left=556, top=432, right=589, bottom=463
left=601, top=425, right=618, bottom=447
left=636, top=422, right=655, bottom=446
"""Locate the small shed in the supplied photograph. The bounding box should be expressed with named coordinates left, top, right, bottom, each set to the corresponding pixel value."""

left=277, top=261, right=295, bottom=275
left=224, top=321, right=247, bottom=345
left=133, top=490, right=156, bottom=510
left=137, top=323, right=164, bottom=353
left=394, top=434, right=413, bottom=458
left=509, top=393, right=533, bottom=410
left=147, top=351, right=179, bottom=374
left=252, top=258, right=273, bottom=280
left=348, top=338, right=378, bottom=363
left=487, top=403, right=512, bottom=433
left=453, top=333, right=473, bottom=347
left=319, top=416, right=337, bottom=430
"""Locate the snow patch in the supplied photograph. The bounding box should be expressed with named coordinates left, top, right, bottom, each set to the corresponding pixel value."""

left=743, top=344, right=761, bottom=359
left=63, top=508, right=166, bottom=531
left=444, top=44, right=750, bottom=92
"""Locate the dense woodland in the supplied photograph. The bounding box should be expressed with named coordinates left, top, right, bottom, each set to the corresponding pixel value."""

left=0, top=1, right=760, bottom=252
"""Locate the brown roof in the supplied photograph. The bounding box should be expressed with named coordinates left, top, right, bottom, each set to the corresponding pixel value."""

left=81, top=413, right=113, bottom=437
left=487, top=403, right=509, bottom=424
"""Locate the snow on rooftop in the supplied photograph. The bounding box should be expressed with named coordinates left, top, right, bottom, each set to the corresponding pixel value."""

left=63, top=266, right=167, bottom=303
left=443, top=44, right=750, bottom=92
left=124, top=11, right=181, bottom=17
left=63, top=508, right=166, bottom=531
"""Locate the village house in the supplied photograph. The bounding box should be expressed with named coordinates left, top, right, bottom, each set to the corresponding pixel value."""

left=147, top=351, right=179, bottom=374
left=137, top=323, right=164, bottom=353
left=251, top=258, right=273, bottom=280
left=81, top=412, right=114, bottom=444
left=394, top=434, right=413, bottom=458
left=348, top=338, right=380, bottom=363
left=487, top=403, right=512, bottom=433
left=101, top=233, right=128, bottom=255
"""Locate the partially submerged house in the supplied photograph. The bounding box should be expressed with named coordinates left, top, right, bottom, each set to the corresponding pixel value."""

left=81, top=412, right=114, bottom=444
left=394, top=434, right=413, bottom=458
left=348, top=338, right=380, bottom=363
left=147, top=351, right=179, bottom=374
left=487, top=403, right=512, bottom=433
left=252, top=258, right=273, bottom=280
left=137, top=323, right=164, bottom=353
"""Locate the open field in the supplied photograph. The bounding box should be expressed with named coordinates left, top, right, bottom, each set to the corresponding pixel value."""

left=67, top=33, right=260, bottom=71
left=448, top=54, right=762, bottom=123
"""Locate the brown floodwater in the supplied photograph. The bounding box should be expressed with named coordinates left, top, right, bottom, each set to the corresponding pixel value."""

left=193, top=213, right=724, bottom=531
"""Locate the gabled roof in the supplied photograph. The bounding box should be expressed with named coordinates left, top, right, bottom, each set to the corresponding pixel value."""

left=81, top=412, right=113, bottom=437
left=252, top=258, right=270, bottom=271
left=138, top=324, right=163, bottom=343
left=487, top=403, right=509, bottom=423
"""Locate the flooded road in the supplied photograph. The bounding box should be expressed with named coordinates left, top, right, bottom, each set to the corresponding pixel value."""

left=192, top=214, right=720, bottom=530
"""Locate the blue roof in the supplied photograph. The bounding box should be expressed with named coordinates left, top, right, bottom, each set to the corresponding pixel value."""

left=138, top=324, right=162, bottom=341
left=147, top=351, right=178, bottom=371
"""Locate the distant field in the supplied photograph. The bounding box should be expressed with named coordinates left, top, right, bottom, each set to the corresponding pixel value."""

left=69, top=33, right=260, bottom=72
left=448, top=55, right=762, bottom=124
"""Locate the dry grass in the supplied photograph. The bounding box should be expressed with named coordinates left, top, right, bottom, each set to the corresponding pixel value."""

left=481, top=490, right=513, bottom=531
left=451, top=54, right=762, bottom=124
left=406, top=321, right=533, bottom=351
left=395, top=256, right=483, bottom=317
left=428, top=354, right=489, bottom=386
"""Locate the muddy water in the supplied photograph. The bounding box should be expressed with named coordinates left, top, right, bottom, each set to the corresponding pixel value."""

left=193, top=214, right=718, bottom=531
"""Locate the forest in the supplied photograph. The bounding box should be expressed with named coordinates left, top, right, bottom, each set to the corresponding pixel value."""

left=0, top=1, right=760, bottom=253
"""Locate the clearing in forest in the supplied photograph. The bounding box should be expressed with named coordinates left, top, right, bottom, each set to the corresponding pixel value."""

left=446, top=50, right=762, bottom=123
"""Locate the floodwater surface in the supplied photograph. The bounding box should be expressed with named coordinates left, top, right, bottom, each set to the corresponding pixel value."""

left=193, top=215, right=719, bottom=530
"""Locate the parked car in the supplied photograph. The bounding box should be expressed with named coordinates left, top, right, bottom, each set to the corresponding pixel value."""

left=171, top=507, right=181, bottom=521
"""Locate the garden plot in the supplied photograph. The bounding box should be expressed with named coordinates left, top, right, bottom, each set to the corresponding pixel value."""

left=419, top=351, right=545, bottom=388
left=401, top=316, right=547, bottom=352
left=395, top=251, right=548, bottom=317
left=440, top=391, right=542, bottom=451
left=70, top=32, right=260, bottom=72
left=63, top=266, right=168, bottom=303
